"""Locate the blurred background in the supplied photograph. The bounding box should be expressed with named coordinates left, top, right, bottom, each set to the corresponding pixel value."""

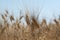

left=0, top=0, right=60, bottom=23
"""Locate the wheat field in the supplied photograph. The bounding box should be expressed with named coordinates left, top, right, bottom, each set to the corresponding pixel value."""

left=0, top=10, right=60, bottom=40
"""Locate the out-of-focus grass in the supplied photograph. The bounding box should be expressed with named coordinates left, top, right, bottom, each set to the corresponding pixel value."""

left=0, top=10, right=60, bottom=40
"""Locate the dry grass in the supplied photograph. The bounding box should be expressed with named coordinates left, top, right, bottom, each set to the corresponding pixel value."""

left=0, top=10, right=60, bottom=40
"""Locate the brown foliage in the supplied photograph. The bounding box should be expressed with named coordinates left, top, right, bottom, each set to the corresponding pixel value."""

left=0, top=10, right=60, bottom=40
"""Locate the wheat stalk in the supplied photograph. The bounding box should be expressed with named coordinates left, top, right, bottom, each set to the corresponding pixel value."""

left=0, top=10, right=60, bottom=40
left=25, top=13, right=30, bottom=25
left=10, top=15, right=14, bottom=22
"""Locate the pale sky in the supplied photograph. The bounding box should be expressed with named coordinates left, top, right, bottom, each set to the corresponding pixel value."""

left=0, top=0, right=60, bottom=23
